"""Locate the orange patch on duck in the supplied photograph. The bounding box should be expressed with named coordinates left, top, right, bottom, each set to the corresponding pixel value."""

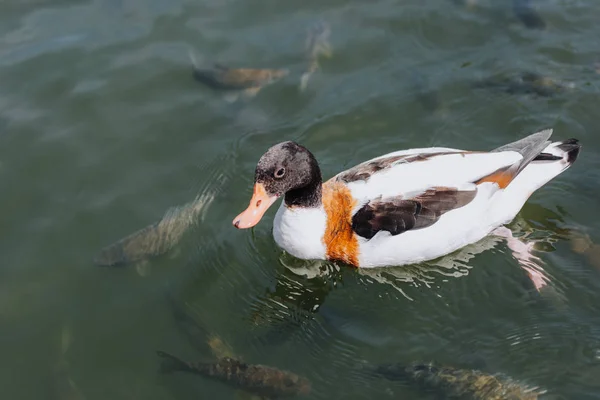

left=475, top=166, right=516, bottom=189
left=321, top=180, right=359, bottom=267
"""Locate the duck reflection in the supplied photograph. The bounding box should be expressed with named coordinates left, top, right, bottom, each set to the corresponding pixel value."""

left=247, top=203, right=587, bottom=341
left=247, top=261, right=343, bottom=345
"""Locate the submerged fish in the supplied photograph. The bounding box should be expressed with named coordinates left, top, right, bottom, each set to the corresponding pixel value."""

left=189, top=50, right=288, bottom=101
left=53, top=325, right=86, bottom=400
left=513, top=0, right=546, bottom=29
left=475, top=71, right=575, bottom=97
left=299, top=21, right=332, bottom=91
left=206, top=334, right=237, bottom=360
left=94, top=193, right=214, bottom=267
left=157, top=351, right=311, bottom=399
left=372, top=362, right=546, bottom=400
left=569, top=231, right=600, bottom=270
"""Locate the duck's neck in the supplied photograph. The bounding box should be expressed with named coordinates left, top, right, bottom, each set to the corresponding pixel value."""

left=284, top=170, right=323, bottom=209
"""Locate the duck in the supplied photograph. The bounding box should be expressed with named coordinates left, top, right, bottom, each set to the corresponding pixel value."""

left=232, top=129, right=581, bottom=268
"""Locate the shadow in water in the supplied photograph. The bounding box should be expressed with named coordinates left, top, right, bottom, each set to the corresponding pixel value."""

left=246, top=260, right=343, bottom=346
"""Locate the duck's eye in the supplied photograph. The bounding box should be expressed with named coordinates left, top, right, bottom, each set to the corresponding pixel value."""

left=274, top=168, right=285, bottom=179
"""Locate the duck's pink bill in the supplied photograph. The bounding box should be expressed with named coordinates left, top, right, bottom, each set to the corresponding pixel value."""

left=233, top=183, right=278, bottom=229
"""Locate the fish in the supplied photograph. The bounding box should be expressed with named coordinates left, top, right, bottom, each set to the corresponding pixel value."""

left=513, top=0, right=546, bottom=29
left=52, top=324, right=86, bottom=400
left=474, top=71, right=575, bottom=97
left=299, top=21, right=332, bottom=92
left=94, top=192, right=214, bottom=268
left=569, top=231, right=600, bottom=270
left=156, top=351, right=311, bottom=399
left=165, top=291, right=269, bottom=400
left=371, top=362, right=546, bottom=400
left=189, top=50, right=288, bottom=101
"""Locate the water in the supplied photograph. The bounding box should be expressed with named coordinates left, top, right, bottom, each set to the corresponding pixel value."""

left=1, top=0, right=600, bottom=398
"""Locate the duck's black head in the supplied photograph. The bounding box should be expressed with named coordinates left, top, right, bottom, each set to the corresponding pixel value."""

left=233, top=141, right=322, bottom=229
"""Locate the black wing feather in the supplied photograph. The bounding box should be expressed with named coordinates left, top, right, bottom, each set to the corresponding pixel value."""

left=352, top=187, right=477, bottom=240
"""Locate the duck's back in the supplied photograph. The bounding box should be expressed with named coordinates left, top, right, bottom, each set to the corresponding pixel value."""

left=319, top=131, right=579, bottom=268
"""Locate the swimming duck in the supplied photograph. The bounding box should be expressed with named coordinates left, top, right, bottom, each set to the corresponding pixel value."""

left=232, top=130, right=580, bottom=268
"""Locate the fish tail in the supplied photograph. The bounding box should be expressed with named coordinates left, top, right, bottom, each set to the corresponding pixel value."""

left=299, top=72, right=312, bottom=92
left=156, top=350, right=193, bottom=374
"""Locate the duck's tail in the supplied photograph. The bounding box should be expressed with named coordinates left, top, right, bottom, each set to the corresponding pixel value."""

left=476, top=129, right=554, bottom=189
left=491, top=132, right=581, bottom=224
left=522, top=136, right=581, bottom=189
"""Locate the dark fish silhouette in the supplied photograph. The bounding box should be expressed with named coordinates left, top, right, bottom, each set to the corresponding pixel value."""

left=372, top=362, right=545, bottom=400
left=474, top=71, right=575, bottom=97
left=299, top=21, right=332, bottom=91
left=157, top=351, right=311, bottom=399
left=513, top=0, right=546, bottom=29
left=94, top=193, right=214, bottom=267
left=189, top=51, right=288, bottom=101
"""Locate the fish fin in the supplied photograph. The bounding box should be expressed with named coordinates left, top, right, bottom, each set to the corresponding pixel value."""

left=299, top=72, right=312, bottom=92
left=242, top=87, right=261, bottom=98
left=168, top=247, right=182, bottom=259
left=570, top=232, right=593, bottom=254
left=207, top=334, right=237, bottom=359
left=135, top=260, right=150, bottom=277
left=318, top=43, right=333, bottom=58
left=156, top=350, right=189, bottom=374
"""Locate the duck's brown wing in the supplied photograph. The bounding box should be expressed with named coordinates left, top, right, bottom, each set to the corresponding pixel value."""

left=351, top=187, right=477, bottom=240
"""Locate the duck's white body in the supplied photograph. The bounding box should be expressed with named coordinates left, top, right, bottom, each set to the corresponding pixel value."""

left=272, top=130, right=580, bottom=268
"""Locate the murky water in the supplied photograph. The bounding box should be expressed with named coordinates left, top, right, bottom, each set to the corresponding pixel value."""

left=2, top=0, right=600, bottom=398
